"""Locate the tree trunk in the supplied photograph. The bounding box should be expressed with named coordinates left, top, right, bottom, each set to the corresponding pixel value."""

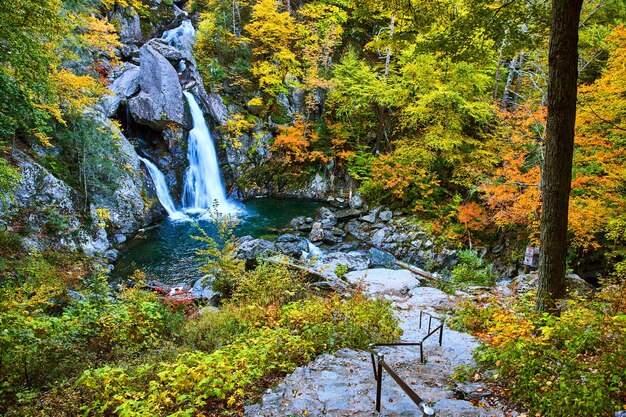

left=493, top=40, right=505, bottom=101
left=512, top=52, right=524, bottom=110
left=500, top=55, right=518, bottom=110
left=536, top=0, right=583, bottom=312
left=384, top=15, right=395, bottom=78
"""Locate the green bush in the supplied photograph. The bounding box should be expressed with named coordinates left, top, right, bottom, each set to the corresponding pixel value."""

left=450, top=249, right=495, bottom=288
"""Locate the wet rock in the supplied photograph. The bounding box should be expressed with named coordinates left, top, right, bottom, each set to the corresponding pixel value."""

left=322, top=230, right=341, bottom=245
left=113, top=234, right=127, bottom=245
left=103, top=249, right=119, bottom=262
left=275, top=234, right=309, bottom=258
left=333, top=208, right=362, bottom=221
left=320, top=216, right=337, bottom=228
left=368, top=248, right=397, bottom=268
left=317, top=206, right=335, bottom=219
left=236, top=236, right=277, bottom=261
left=290, top=216, right=306, bottom=229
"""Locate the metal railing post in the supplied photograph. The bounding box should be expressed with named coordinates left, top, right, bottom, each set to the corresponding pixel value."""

left=438, top=322, right=444, bottom=346
left=375, top=354, right=383, bottom=412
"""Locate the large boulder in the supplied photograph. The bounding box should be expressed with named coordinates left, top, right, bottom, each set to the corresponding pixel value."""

left=128, top=43, right=189, bottom=130
left=236, top=236, right=277, bottom=261
left=114, top=7, right=142, bottom=45
left=315, top=251, right=370, bottom=275
left=343, top=268, right=420, bottom=296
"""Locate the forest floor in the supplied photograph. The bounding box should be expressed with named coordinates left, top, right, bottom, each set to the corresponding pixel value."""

left=245, top=269, right=517, bottom=417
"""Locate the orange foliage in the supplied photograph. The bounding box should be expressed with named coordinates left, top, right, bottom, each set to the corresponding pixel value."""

left=479, top=106, right=543, bottom=235
left=479, top=27, right=626, bottom=251
left=271, top=117, right=329, bottom=167
left=457, top=201, right=488, bottom=232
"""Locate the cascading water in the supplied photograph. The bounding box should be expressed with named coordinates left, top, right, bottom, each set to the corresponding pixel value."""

left=162, top=20, right=195, bottom=49
left=181, top=91, right=237, bottom=214
left=139, top=157, right=187, bottom=221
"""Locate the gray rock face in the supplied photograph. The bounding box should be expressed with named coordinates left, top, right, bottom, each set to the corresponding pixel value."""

left=116, top=7, right=142, bottom=44
left=236, top=236, right=277, bottom=261
left=368, top=248, right=397, bottom=268
left=207, top=93, right=229, bottom=126
left=92, top=120, right=150, bottom=234
left=129, top=43, right=188, bottom=130
left=315, top=251, right=370, bottom=275
left=2, top=152, right=110, bottom=257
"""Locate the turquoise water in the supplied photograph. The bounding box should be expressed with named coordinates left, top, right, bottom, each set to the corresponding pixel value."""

left=113, top=198, right=322, bottom=283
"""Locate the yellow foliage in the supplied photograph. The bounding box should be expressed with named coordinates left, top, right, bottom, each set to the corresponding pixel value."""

left=51, top=69, right=109, bottom=117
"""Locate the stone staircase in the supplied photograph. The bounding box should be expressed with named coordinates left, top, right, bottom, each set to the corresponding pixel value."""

left=245, top=269, right=510, bottom=417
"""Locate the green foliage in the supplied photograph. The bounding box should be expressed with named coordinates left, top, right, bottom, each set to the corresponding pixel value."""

left=0, top=258, right=183, bottom=412
left=334, top=263, right=348, bottom=279
left=193, top=206, right=245, bottom=299
left=450, top=249, right=495, bottom=288
left=0, top=156, right=20, bottom=202
left=452, top=282, right=626, bottom=417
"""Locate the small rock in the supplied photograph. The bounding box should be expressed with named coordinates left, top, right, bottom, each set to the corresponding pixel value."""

left=379, top=210, right=393, bottom=222
left=349, top=194, right=363, bottom=209
left=103, top=249, right=119, bottom=262
left=309, top=222, right=324, bottom=243
left=113, top=234, right=127, bottom=244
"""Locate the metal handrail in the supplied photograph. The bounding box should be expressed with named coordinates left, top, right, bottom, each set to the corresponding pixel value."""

left=365, top=311, right=445, bottom=416
left=367, top=348, right=436, bottom=416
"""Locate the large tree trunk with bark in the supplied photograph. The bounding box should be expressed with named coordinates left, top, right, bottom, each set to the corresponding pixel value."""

left=536, top=0, right=584, bottom=312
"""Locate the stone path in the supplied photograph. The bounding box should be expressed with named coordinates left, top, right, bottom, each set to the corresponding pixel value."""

left=245, top=269, right=507, bottom=417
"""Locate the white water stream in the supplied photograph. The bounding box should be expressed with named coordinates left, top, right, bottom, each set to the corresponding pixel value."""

left=181, top=92, right=238, bottom=215
left=139, top=157, right=187, bottom=221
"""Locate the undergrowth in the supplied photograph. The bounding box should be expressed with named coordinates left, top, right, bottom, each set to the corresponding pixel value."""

left=3, top=212, right=401, bottom=416
left=450, top=280, right=626, bottom=417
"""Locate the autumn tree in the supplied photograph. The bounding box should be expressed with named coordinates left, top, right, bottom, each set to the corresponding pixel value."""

left=536, top=0, right=584, bottom=312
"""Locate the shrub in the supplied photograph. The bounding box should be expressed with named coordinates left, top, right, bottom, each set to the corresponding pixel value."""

left=452, top=281, right=626, bottom=417
left=450, top=249, right=495, bottom=288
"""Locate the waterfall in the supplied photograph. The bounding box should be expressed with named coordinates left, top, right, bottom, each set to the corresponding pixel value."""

left=140, top=157, right=187, bottom=221
left=182, top=92, right=237, bottom=214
